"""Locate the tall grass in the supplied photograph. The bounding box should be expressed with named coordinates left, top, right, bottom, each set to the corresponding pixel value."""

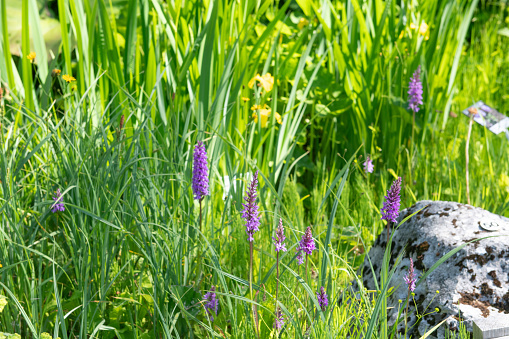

left=0, top=0, right=507, bottom=337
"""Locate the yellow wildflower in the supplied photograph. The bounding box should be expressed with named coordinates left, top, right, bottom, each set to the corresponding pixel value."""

left=248, top=73, right=274, bottom=92
left=0, top=295, right=7, bottom=313
left=52, top=69, right=62, bottom=77
left=251, top=104, right=266, bottom=111
left=252, top=106, right=282, bottom=127
left=62, top=74, right=76, bottom=83
left=275, top=113, right=282, bottom=124
left=298, top=17, right=309, bottom=30
left=27, top=52, right=36, bottom=63
left=242, top=97, right=250, bottom=102
left=398, top=30, right=404, bottom=39
left=419, top=22, right=429, bottom=35
left=410, top=22, right=428, bottom=36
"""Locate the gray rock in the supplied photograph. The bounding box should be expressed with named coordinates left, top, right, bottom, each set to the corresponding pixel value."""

left=358, top=200, right=509, bottom=338
left=473, top=312, right=509, bottom=338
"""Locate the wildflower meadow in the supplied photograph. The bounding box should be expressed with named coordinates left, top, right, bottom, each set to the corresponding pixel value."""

left=0, top=0, right=508, bottom=338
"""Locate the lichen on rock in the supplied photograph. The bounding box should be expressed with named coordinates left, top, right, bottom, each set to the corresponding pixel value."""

left=358, top=200, right=509, bottom=338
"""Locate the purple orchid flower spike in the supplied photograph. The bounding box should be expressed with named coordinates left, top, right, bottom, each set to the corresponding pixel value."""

left=408, top=66, right=423, bottom=114
left=317, top=286, right=329, bottom=312
left=296, top=226, right=316, bottom=264
left=363, top=156, right=374, bottom=174
left=242, top=171, right=261, bottom=242
left=381, top=177, right=402, bottom=223
left=192, top=141, right=209, bottom=201
left=404, top=258, right=417, bottom=292
left=273, top=218, right=287, bottom=252
left=203, top=286, right=219, bottom=321
left=52, top=188, right=65, bottom=213
left=273, top=308, right=284, bottom=330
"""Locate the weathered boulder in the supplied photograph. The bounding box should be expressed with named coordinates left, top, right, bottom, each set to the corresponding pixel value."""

left=359, top=200, right=509, bottom=338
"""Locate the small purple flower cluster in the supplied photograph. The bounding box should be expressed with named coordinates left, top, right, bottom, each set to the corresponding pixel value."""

left=273, top=218, right=286, bottom=252
left=381, top=177, right=402, bottom=223
left=408, top=66, right=423, bottom=113
left=317, top=286, right=328, bottom=312
left=192, top=141, right=209, bottom=201
left=242, top=171, right=261, bottom=242
left=363, top=156, right=374, bottom=174
left=404, top=258, right=417, bottom=292
left=203, top=286, right=219, bottom=321
left=52, top=188, right=65, bottom=213
left=273, top=308, right=284, bottom=330
left=296, top=226, right=316, bottom=265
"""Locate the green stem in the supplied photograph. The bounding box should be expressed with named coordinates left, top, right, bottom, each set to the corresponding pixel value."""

left=305, top=254, right=309, bottom=289
left=404, top=289, right=411, bottom=338
left=199, top=199, right=203, bottom=233
left=250, top=242, right=253, bottom=299
left=275, top=251, right=280, bottom=334
left=249, top=241, right=259, bottom=339
left=293, top=263, right=301, bottom=323
left=275, top=251, right=280, bottom=305
left=303, top=254, right=310, bottom=330
left=411, top=110, right=415, bottom=183
left=304, top=311, right=319, bottom=336
left=387, top=220, right=391, bottom=248
left=466, top=115, right=473, bottom=205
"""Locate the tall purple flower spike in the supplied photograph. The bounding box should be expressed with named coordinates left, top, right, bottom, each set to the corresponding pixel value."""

left=273, top=218, right=287, bottom=252
left=296, top=226, right=316, bottom=265
left=242, top=170, right=261, bottom=242
left=52, top=188, right=65, bottom=213
left=404, top=258, right=417, bottom=292
left=273, top=308, right=285, bottom=330
left=408, top=66, right=423, bottom=113
left=317, top=286, right=329, bottom=312
left=203, top=286, right=218, bottom=321
left=381, top=177, right=402, bottom=223
left=192, top=141, right=209, bottom=201
left=363, top=156, right=374, bottom=174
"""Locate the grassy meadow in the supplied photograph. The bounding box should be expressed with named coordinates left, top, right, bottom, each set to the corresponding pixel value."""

left=0, top=0, right=508, bottom=338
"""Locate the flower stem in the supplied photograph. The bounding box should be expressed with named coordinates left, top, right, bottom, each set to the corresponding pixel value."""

left=197, top=199, right=204, bottom=290
left=304, top=310, right=319, bottom=336
left=387, top=220, right=391, bottom=248
left=404, top=289, right=411, bottom=338
left=275, top=251, right=280, bottom=304
left=199, top=199, right=203, bottom=233
left=250, top=242, right=253, bottom=298
left=250, top=241, right=259, bottom=339
left=275, top=251, right=280, bottom=335
left=303, top=254, right=310, bottom=330
left=293, top=263, right=301, bottom=323
left=305, top=254, right=309, bottom=289
left=466, top=115, right=473, bottom=205
left=411, top=110, right=415, bottom=182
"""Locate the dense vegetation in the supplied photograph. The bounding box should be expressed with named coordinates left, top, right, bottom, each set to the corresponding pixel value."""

left=0, top=0, right=508, bottom=337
